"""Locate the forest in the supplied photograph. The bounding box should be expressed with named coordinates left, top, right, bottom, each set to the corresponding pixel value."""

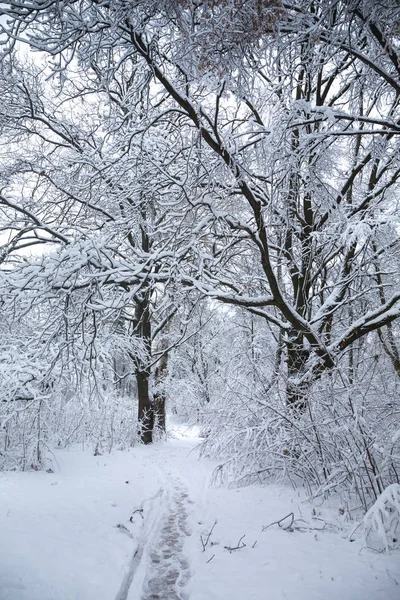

left=0, top=0, right=400, bottom=533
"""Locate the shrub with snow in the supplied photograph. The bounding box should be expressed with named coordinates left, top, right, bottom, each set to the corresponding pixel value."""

left=363, top=484, right=400, bottom=551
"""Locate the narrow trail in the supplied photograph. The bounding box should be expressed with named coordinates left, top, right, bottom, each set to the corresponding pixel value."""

left=116, top=433, right=205, bottom=600
left=141, top=478, right=192, bottom=600
left=114, top=489, right=165, bottom=600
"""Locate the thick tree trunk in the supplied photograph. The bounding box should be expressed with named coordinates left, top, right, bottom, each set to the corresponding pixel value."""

left=134, top=286, right=154, bottom=444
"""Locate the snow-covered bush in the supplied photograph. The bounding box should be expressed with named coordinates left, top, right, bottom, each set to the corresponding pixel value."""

left=170, top=308, right=400, bottom=514
left=0, top=276, right=140, bottom=470
left=198, top=370, right=400, bottom=513
left=363, top=484, right=400, bottom=551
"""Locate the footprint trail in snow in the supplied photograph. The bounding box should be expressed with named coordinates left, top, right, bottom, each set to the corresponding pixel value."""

left=141, top=480, right=192, bottom=600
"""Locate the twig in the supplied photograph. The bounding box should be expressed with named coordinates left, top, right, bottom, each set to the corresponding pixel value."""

left=130, top=508, right=144, bottom=522
left=293, top=518, right=327, bottom=532
left=386, top=569, right=399, bottom=586
left=224, top=535, right=246, bottom=553
left=263, top=512, right=339, bottom=534
left=206, top=554, right=215, bottom=563
left=262, top=512, right=294, bottom=532
left=310, top=517, right=341, bottom=532
left=201, top=520, right=217, bottom=552
left=348, top=520, right=363, bottom=542
left=116, top=524, right=134, bottom=539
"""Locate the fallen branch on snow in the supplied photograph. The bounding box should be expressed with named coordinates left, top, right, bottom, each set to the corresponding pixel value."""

left=262, top=512, right=294, bottom=531
left=206, top=554, right=215, bottom=563
left=262, top=512, right=340, bottom=534
left=224, top=534, right=246, bottom=553
left=116, top=523, right=134, bottom=539
left=129, top=508, right=144, bottom=522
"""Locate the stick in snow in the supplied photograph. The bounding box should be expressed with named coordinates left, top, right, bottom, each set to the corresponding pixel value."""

left=201, top=519, right=217, bottom=552
left=116, top=524, right=134, bottom=539
left=224, top=535, right=246, bottom=553
left=130, top=508, right=144, bottom=522
left=206, top=554, right=215, bottom=563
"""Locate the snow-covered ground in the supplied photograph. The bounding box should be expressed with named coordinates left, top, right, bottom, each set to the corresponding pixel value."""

left=1, top=425, right=399, bottom=600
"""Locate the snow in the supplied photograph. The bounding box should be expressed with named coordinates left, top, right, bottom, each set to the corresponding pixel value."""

left=0, top=448, right=159, bottom=600
left=0, top=427, right=399, bottom=600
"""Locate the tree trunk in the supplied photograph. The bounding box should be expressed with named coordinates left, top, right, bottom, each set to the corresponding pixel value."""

left=134, top=287, right=154, bottom=444
left=137, top=368, right=153, bottom=444
left=153, top=392, right=166, bottom=432
left=286, top=330, right=310, bottom=413
left=153, top=341, right=169, bottom=433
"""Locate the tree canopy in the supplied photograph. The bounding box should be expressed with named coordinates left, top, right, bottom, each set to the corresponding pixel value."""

left=0, top=0, right=399, bottom=510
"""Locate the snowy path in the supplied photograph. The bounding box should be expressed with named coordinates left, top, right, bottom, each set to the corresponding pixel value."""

left=139, top=479, right=191, bottom=600
left=114, top=440, right=200, bottom=600
left=1, top=427, right=400, bottom=600
left=115, top=474, right=192, bottom=600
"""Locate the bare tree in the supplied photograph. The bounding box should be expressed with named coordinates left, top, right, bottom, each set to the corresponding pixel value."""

left=0, top=1, right=399, bottom=501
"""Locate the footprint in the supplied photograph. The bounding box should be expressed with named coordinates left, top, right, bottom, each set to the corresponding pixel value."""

left=150, top=553, right=161, bottom=564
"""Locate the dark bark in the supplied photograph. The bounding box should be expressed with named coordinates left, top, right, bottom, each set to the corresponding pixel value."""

left=153, top=345, right=169, bottom=433
left=137, top=367, right=153, bottom=444
left=134, top=287, right=154, bottom=444
left=132, top=200, right=155, bottom=444
left=286, top=330, right=310, bottom=413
